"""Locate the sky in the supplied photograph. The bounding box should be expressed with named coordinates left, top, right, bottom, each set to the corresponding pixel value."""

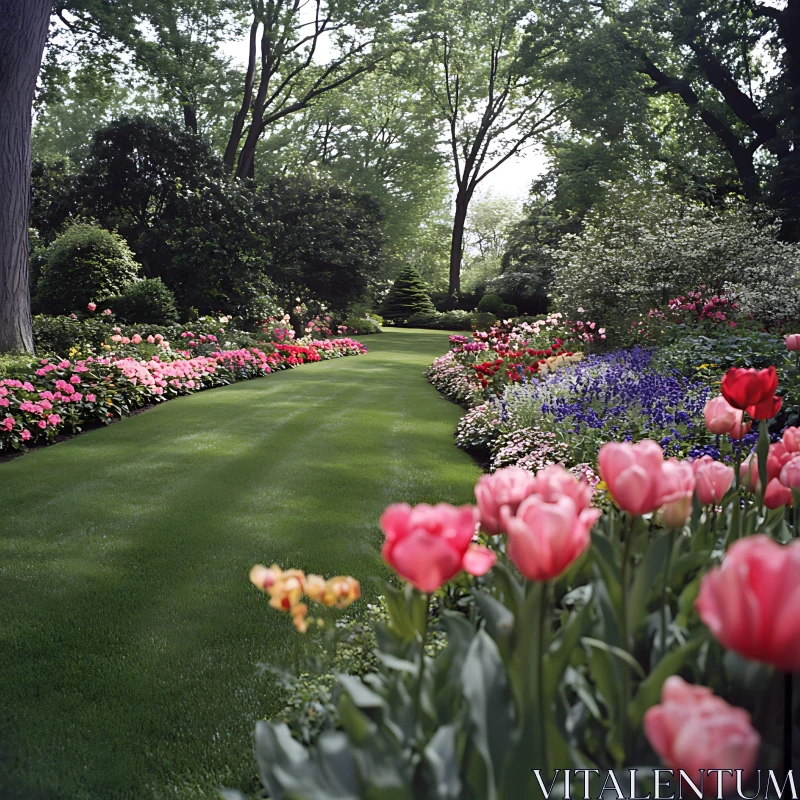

left=220, top=30, right=547, bottom=205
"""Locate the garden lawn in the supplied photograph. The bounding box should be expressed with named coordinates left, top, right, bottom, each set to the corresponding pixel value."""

left=0, top=329, right=479, bottom=800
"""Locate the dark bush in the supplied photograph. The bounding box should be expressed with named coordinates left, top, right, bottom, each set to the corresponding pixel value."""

left=105, top=278, right=179, bottom=325
left=35, top=223, right=140, bottom=314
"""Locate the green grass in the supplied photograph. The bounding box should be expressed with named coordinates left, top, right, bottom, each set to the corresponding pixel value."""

left=0, top=329, right=478, bottom=800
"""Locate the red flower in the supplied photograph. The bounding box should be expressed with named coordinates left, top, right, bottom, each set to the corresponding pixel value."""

left=720, top=366, right=777, bottom=410
left=746, top=393, right=782, bottom=420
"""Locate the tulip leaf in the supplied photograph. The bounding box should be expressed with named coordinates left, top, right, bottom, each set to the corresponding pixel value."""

left=337, top=674, right=385, bottom=710
left=488, top=561, right=524, bottom=617
left=544, top=601, right=591, bottom=698
left=627, top=635, right=703, bottom=725
left=461, top=630, right=513, bottom=800
left=590, top=532, right=622, bottom=610
left=581, top=637, right=645, bottom=679
left=422, top=724, right=462, bottom=799
left=473, top=589, right=515, bottom=652
left=254, top=721, right=309, bottom=797
left=627, top=534, right=672, bottom=635
left=338, top=691, right=374, bottom=746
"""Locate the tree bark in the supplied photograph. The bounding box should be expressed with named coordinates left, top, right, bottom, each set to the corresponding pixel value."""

left=448, top=191, right=470, bottom=304
left=0, top=0, right=50, bottom=353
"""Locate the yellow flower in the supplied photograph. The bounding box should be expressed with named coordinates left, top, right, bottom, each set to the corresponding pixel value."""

left=320, top=576, right=361, bottom=609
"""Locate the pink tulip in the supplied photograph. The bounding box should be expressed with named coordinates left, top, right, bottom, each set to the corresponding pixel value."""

left=780, top=455, right=800, bottom=489
left=786, top=333, right=800, bottom=351
left=783, top=426, right=800, bottom=454
left=658, top=458, right=695, bottom=528
left=531, top=463, right=594, bottom=512
left=764, top=477, right=793, bottom=509
left=703, top=396, right=751, bottom=439
left=475, top=466, right=537, bottom=534
left=696, top=535, right=800, bottom=671
left=380, top=503, right=495, bottom=592
left=597, top=439, right=665, bottom=515
left=643, top=676, right=759, bottom=796
left=692, top=457, right=734, bottom=505
left=501, top=495, right=600, bottom=581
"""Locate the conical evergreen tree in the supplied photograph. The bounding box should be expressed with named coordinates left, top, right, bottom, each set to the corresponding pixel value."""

left=381, top=265, right=436, bottom=324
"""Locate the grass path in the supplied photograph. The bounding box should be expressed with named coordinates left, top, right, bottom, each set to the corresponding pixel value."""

left=0, top=329, right=478, bottom=800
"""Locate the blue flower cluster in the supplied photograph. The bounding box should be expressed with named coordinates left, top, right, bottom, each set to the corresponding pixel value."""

left=499, top=347, right=715, bottom=461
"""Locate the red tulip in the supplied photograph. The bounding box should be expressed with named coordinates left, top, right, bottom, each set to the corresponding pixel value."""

left=501, top=495, right=600, bottom=581
left=720, top=365, right=778, bottom=410
left=597, top=439, right=665, bottom=515
left=380, top=503, right=495, bottom=592
left=786, top=334, right=800, bottom=351
left=691, top=457, right=734, bottom=505
left=746, top=393, right=782, bottom=420
left=475, top=466, right=537, bottom=535
left=643, top=676, right=759, bottom=796
left=696, top=535, right=800, bottom=671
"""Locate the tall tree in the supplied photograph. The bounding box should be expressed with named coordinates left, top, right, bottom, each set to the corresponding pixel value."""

left=223, top=0, right=402, bottom=179
left=0, top=0, right=51, bottom=353
left=417, top=0, right=570, bottom=302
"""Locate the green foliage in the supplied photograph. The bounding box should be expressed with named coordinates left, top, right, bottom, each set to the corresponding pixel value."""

left=477, top=294, right=517, bottom=320
left=35, top=223, right=141, bottom=315
left=406, top=311, right=473, bottom=331
left=550, top=185, right=800, bottom=334
left=342, top=317, right=382, bottom=335
left=0, top=353, right=36, bottom=379
left=258, top=174, right=386, bottom=313
left=105, top=278, right=179, bottom=325
left=381, top=265, right=437, bottom=324
left=31, top=314, right=111, bottom=355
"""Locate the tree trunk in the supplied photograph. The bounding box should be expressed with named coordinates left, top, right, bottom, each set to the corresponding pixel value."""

left=224, top=15, right=260, bottom=171
left=448, top=191, right=469, bottom=305
left=0, top=0, right=50, bottom=354
left=182, top=102, right=198, bottom=134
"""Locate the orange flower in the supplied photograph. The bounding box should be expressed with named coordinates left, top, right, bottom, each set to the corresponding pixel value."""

left=322, top=576, right=361, bottom=608
left=291, top=603, right=308, bottom=633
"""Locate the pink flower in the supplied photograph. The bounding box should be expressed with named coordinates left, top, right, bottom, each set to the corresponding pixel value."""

left=703, top=396, right=751, bottom=439
left=780, top=455, right=800, bottom=489
left=597, top=439, right=665, bottom=515
left=47, top=414, right=61, bottom=426
left=475, top=467, right=537, bottom=534
left=380, top=503, right=495, bottom=592
left=111, top=335, right=122, bottom=343
left=783, top=426, right=800, bottom=454
left=86, top=394, right=96, bottom=403
left=87, top=302, right=97, bottom=312
left=692, top=457, right=734, bottom=505
left=501, top=495, right=599, bottom=581
left=70, top=375, right=80, bottom=384
left=2, top=416, right=14, bottom=431
left=37, top=420, right=47, bottom=429
left=764, top=477, right=792, bottom=509
left=21, top=429, right=31, bottom=441
left=786, top=333, right=800, bottom=351
left=643, top=676, right=759, bottom=796
left=132, top=334, right=142, bottom=345
left=103, top=308, right=112, bottom=315
left=696, top=535, right=800, bottom=671
left=657, top=458, right=695, bottom=528
left=147, top=335, right=155, bottom=344
left=121, top=337, right=130, bottom=345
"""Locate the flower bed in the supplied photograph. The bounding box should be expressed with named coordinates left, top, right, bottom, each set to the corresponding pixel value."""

left=0, top=337, right=367, bottom=453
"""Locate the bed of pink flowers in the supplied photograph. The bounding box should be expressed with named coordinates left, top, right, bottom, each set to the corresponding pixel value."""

left=239, top=364, right=800, bottom=799
left=0, top=337, right=367, bottom=453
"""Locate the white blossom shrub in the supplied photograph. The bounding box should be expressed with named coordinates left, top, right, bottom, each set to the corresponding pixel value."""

left=550, top=185, right=800, bottom=329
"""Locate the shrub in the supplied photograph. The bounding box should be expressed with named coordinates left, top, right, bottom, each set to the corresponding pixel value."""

left=476, top=293, right=517, bottom=320
left=342, top=316, right=381, bottom=335
left=381, top=265, right=436, bottom=324
left=105, top=278, right=179, bottom=325
left=36, top=223, right=140, bottom=314
left=32, top=314, right=111, bottom=355
left=406, top=310, right=473, bottom=330
left=550, top=186, right=800, bottom=333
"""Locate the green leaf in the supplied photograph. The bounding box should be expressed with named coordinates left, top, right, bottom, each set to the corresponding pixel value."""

left=422, top=724, right=462, bottom=799
left=544, top=601, right=591, bottom=698
left=254, top=721, right=309, bottom=797
left=628, top=636, right=703, bottom=725
left=338, top=691, right=373, bottom=746
left=627, top=533, right=672, bottom=635
left=473, top=589, right=515, bottom=650
left=581, top=637, right=645, bottom=679
left=461, top=630, right=514, bottom=800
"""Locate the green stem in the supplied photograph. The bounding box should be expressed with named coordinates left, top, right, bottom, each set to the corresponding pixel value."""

left=659, top=530, right=676, bottom=661
left=537, top=581, right=550, bottom=776
left=620, top=515, right=634, bottom=652
left=413, top=593, right=431, bottom=738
